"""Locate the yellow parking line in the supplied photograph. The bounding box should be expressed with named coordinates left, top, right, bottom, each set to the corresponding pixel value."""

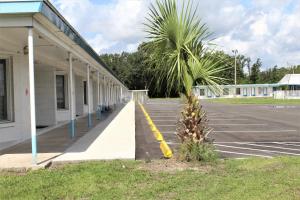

left=139, top=103, right=173, bottom=158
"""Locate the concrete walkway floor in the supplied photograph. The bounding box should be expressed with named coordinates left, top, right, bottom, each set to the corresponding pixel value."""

left=0, top=109, right=114, bottom=171
left=53, top=101, right=135, bottom=163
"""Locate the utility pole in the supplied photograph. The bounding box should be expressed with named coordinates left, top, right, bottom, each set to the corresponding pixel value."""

left=232, top=49, right=238, bottom=96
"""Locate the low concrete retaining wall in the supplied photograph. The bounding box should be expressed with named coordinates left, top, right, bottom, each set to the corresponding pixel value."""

left=54, top=101, right=135, bottom=162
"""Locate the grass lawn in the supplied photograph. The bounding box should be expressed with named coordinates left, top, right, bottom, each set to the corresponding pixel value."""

left=0, top=157, right=299, bottom=200
left=207, top=97, right=300, bottom=105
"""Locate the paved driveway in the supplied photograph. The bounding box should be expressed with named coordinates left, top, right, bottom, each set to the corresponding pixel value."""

left=135, top=98, right=300, bottom=159
left=203, top=102, right=300, bottom=158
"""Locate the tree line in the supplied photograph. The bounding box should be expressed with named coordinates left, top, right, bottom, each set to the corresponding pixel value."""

left=100, top=43, right=300, bottom=97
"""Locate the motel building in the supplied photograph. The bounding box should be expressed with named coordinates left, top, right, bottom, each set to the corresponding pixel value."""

left=0, top=0, right=130, bottom=166
left=194, top=74, right=300, bottom=99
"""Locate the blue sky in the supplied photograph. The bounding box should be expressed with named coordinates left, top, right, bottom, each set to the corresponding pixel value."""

left=50, top=0, right=300, bottom=69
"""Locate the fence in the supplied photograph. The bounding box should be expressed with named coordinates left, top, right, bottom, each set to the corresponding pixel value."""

left=274, top=90, right=300, bottom=99
left=127, top=90, right=149, bottom=104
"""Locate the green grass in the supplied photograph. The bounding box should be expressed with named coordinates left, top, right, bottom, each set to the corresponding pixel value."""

left=207, top=97, right=300, bottom=105
left=1, top=157, right=300, bottom=200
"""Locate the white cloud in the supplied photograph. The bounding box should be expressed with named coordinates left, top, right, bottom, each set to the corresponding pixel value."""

left=50, top=0, right=152, bottom=53
left=87, top=34, right=117, bottom=54
left=126, top=42, right=140, bottom=52
left=49, top=0, right=300, bottom=69
left=201, top=0, right=300, bottom=68
left=250, top=14, right=269, bottom=37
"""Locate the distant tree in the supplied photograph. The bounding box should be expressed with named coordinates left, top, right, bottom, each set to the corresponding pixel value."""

left=203, top=51, right=247, bottom=84
left=250, top=58, right=262, bottom=83
left=100, top=45, right=300, bottom=96
left=100, top=43, right=180, bottom=98
left=245, top=57, right=251, bottom=77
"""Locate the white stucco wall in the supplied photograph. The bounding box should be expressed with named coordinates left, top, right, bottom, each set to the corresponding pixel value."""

left=54, top=101, right=136, bottom=162
left=35, top=65, right=56, bottom=126
left=75, top=75, right=84, bottom=116
left=93, top=80, right=97, bottom=111
left=195, top=85, right=275, bottom=99
left=0, top=54, right=31, bottom=150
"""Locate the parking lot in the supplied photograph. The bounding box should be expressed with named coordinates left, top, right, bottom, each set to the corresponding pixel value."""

left=135, top=99, right=300, bottom=159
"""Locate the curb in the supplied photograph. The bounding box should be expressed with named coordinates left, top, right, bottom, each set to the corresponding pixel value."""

left=139, top=103, right=173, bottom=158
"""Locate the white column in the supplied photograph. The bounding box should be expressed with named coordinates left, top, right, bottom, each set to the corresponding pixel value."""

left=87, top=65, right=92, bottom=127
left=96, top=71, right=100, bottom=119
left=112, top=84, right=115, bottom=106
left=107, top=79, right=110, bottom=108
left=104, top=76, right=107, bottom=109
left=120, top=87, right=123, bottom=103
left=115, top=86, right=118, bottom=104
left=97, top=72, right=100, bottom=106
left=110, top=82, right=113, bottom=107
left=68, top=52, right=75, bottom=138
left=28, top=28, right=37, bottom=164
left=114, top=85, right=117, bottom=105
left=131, top=91, right=134, bottom=101
left=100, top=77, right=103, bottom=108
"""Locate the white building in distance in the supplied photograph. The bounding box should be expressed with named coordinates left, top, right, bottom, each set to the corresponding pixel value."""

left=194, top=74, right=300, bottom=99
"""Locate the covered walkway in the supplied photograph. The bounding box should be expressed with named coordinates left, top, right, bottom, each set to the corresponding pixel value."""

left=0, top=0, right=129, bottom=166
left=0, top=110, right=112, bottom=170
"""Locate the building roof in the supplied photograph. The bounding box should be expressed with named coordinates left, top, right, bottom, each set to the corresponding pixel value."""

left=278, top=74, right=300, bottom=86
left=195, top=83, right=279, bottom=88
left=0, top=0, right=126, bottom=87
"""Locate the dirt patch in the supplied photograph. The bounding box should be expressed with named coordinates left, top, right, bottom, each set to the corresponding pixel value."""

left=137, top=158, right=216, bottom=173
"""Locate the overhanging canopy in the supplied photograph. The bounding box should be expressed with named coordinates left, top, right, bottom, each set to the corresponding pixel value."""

left=278, top=74, right=300, bottom=86
left=0, top=0, right=126, bottom=87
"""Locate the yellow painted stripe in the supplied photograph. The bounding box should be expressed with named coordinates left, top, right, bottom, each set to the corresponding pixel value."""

left=139, top=103, right=164, bottom=141
left=139, top=103, right=173, bottom=158
left=160, top=140, right=173, bottom=159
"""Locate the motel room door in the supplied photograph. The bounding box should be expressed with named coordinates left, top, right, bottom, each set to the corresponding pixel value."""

left=0, top=59, right=7, bottom=121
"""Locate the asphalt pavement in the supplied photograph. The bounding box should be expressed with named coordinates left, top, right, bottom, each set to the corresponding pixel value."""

left=135, top=99, right=300, bottom=159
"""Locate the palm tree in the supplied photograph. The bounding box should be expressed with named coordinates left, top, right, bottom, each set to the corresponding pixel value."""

left=145, top=0, right=227, bottom=160
left=145, top=0, right=226, bottom=97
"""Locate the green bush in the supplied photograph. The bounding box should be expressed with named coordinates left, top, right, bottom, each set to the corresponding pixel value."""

left=179, top=141, right=218, bottom=162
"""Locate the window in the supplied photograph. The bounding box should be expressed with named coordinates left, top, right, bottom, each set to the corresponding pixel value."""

left=263, top=87, right=268, bottom=96
left=200, top=89, right=205, bottom=96
left=258, top=87, right=263, bottom=95
left=251, top=87, right=256, bottom=96
left=83, top=81, right=88, bottom=105
left=56, top=75, right=66, bottom=109
left=0, top=59, right=7, bottom=120
left=223, top=88, right=229, bottom=95
left=0, top=58, right=13, bottom=122
left=243, top=88, right=248, bottom=96
left=207, top=89, right=212, bottom=98
left=236, top=88, right=241, bottom=95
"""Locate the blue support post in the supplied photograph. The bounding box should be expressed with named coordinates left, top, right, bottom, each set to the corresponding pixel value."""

left=88, top=113, right=93, bottom=128
left=31, top=135, right=37, bottom=164
left=69, top=119, right=76, bottom=138
left=96, top=105, right=101, bottom=120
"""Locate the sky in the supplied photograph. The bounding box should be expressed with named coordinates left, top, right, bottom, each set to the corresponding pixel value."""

left=49, top=0, right=300, bottom=69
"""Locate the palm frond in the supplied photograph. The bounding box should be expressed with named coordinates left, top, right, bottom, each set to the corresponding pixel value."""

left=144, top=0, right=226, bottom=96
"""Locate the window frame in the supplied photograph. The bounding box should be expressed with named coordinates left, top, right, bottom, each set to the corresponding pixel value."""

left=0, top=56, right=14, bottom=123
left=243, top=88, right=248, bottom=96
left=83, top=81, right=88, bottom=105
left=263, top=87, right=268, bottom=96
left=199, top=89, right=205, bottom=96
left=223, top=88, right=229, bottom=96
left=236, top=88, right=241, bottom=95
left=251, top=87, right=256, bottom=96
left=56, top=73, right=68, bottom=110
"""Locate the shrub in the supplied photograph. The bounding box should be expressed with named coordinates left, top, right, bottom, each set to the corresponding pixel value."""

left=179, top=141, right=218, bottom=162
